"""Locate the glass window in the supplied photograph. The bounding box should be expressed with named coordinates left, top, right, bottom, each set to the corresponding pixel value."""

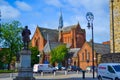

left=112, top=65, right=120, bottom=72
left=85, top=50, right=87, bottom=60
left=87, top=52, right=90, bottom=60
left=108, top=66, right=115, bottom=73
left=82, top=53, right=84, bottom=61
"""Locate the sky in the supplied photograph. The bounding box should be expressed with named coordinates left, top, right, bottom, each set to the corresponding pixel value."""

left=0, top=0, right=110, bottom=43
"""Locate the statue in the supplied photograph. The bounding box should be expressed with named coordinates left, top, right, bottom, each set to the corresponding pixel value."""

left=14, top=26, right=35, bottom=80
left=22, top=26, right=31, bottom=50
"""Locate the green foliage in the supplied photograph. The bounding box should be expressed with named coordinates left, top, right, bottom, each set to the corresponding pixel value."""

left=50, top=44, right=68, bottom=64
left=1, top=20, right=23, bottom=52
left=0, top=48, right=11, bottom=69
left=0, top=20, right=23, bottom=69
left=30, top=47, right=39, bottom=67
left=0, top=70, right=16, bottom=73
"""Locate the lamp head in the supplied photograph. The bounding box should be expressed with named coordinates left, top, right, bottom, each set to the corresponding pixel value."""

left=87, top=22, right=91, bottom=29
left=86, top=12, right=94, bottom=22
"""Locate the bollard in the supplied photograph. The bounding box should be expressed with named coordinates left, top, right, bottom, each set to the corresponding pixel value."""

left=76, top=70, right=79, bottom=74
left=82, top=70, right=85, bottom=79
left=41, top=72, right=43, bottom=76
left=53, top=71, right=56, bottom=76
left=65, top=70, right=67, bottom=75
left=10, top=73, right=13, bottom=78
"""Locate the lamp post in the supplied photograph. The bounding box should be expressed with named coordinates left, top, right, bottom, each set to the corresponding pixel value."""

left=111, top=0, right=115, bottom=53
left=86, top=12, right=95, bottom=78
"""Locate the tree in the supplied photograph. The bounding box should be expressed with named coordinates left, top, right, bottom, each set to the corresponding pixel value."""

left=0, top=48, right=10, bottom=69
left=30, top=47, right=39, bottom=67
left=0, top=20, right=23, bottom=70
left=50, top=44, right=68, bottom=66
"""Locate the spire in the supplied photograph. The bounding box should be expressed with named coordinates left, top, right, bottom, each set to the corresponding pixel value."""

left=77, top=21, right=81, bottom=29
left=58, top=9, right=63, bottom=30
left=77, top=21, right=80, bottom=26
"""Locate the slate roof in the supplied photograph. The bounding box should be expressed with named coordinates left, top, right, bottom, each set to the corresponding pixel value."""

left=88, top=42, right=110, bottom=54
left=43, top=41, right=71, bottom=54
left=43, top=41, right=63, bottom=54
left=68, top=48, right=80, bottom=58
left=38, top=27, right=58, bottom=42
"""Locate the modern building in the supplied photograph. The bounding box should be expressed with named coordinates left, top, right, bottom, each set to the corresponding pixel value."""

left=110, top=0, right=120, bottom=53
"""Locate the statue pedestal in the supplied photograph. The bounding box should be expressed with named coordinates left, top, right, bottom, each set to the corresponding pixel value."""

left=13, top=50, right=35, bottom=80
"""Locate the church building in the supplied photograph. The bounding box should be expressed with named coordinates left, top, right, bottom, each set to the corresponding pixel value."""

left=31, top=11, right=86, bottom=65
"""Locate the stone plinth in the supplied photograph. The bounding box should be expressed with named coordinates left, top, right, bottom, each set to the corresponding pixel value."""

left=13, top=50, right=35, bottom=80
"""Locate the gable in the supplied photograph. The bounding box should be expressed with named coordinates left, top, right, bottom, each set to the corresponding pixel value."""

left=78, top=42, right=91, bottom=54
left=43, top=42, right=63, bottom=54
left=31, top=26, right=41, bottom=41
left=62, top=23, right=85, bottom=34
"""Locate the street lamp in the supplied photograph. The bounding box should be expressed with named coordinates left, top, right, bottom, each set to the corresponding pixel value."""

left=111, top=0, right=115, bottom=53
left=86, top=12, right=95, bottom=78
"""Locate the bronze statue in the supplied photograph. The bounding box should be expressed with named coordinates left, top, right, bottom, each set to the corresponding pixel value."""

left=22, top=26, right=31, bottom=50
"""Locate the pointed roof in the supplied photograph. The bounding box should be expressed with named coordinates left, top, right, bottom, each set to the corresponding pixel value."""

left=88, top=42, right=110, bottom=54
left=43, top=41, right=71, bottom=54
left=43, top=42, right=63, bottom=54
left=62, top=23, right=85, bottom=33
left=38, top=26, right=59, bottom=42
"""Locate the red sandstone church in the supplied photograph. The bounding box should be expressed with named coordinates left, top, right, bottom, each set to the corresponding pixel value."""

left=31, top=12, right=86, bottom=66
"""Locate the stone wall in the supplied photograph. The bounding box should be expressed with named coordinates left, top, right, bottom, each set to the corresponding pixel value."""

left=101, top=53, right=120, bottom=63
left=110, top=0, right=120, bottom=53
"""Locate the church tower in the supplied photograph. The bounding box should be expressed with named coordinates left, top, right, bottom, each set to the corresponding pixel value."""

left=110, top=0, right=120, bottom=53
left=58, top=9, right=63, bottom=30
left=58, top=9, right=63, bottom=42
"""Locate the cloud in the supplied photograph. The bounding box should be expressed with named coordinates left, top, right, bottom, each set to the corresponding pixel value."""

left=15, top=1, right=32, bottom=11
left=0, top=0, right=20, bottom=19
left=0, top=0, right=9, bottom=5
left=44, top=0, right=62, bottom=7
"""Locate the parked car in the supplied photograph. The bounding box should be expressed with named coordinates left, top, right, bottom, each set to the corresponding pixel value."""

left=33, top=64, right=56, bottom=73
left=86, top=66, right=97, bottom=72
left=67, top=65, right=82, bottom=72
left=55, top=66, right=66, bottom=70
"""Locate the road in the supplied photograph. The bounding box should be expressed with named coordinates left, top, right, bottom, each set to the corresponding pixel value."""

left=0, top=71, right=98, bottom=80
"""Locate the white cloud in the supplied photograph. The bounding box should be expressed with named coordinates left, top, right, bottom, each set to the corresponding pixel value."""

left=0, top=6, right=20, bottom=19
left=66, top=0, right=108, bottom=9
left=0, top=0, right=20, bottom=19
left=15, top=1, right=32, bottom=11
left=0, top=0, right=9, bottom=5
left=44, top=0, right=62, bottom=7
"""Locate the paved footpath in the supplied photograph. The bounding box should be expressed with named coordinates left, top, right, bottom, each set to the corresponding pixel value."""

left=0, top=72, right=98, bottom=80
